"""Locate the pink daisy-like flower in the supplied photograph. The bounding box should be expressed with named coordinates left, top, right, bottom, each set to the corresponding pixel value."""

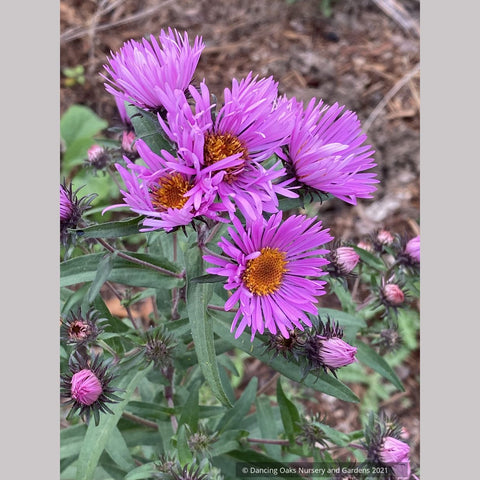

left=204, top=212, right=333, bottom=340
left=155, top=74, right=297, bottom=222
left=103, top=139, right=221, bottom=232
left=280, top=97, right=378, bottom=205
left=102, top=28, right=205, bottom=111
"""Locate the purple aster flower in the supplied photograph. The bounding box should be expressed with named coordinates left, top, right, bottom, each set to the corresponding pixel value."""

left=379, top=436, right=411, bottom=479
left=405, top=235, right=420, bottom=263
left=103, top=139, right=222, bottom=232
left=204, top=212, right=333, bottom=340
left=155, top=74, right=298, bottom=222
left=279, top=97, right=378, bottom=205
left=102, top=28, right=205, bottom=111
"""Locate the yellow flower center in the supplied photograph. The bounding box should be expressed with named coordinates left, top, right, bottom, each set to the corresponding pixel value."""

left=204, top=132, right=250, bottom=183
left=150, top=173, right=191, bottom=210
left=242, top=247, right=288, bottom=296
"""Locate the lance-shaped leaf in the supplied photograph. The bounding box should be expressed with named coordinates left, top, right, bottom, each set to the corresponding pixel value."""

left=354, top=340, right=405, bottom=391
left=86, top=253, right=115, bottom=304
left=185, top=244, right=233, bottom=408
left=74, top=216, right=144, bottom=239
left=215, top=377, right=258, bottom=433
left=276, top=377, right=301, bottom=443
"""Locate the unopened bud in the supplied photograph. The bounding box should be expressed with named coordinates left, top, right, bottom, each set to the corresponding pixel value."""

left=334, top=246, right=360, bottom=274
left=405, top=235, right=420, bottom=263
left=382, top=283, right=405, bottom=306
left=317, top=336, right=357, bottom=369
left=71, top=369, right=103, bottom=406
left=87, top=144, right=110, bottom=169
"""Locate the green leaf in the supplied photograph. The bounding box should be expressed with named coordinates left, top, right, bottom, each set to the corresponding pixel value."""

left=75, top=364, right=152, bottom=480
left=61, top=104, right=108, bottom=169
left=317, top=423, right=349, bottom=446
left=104, top=426, right=136, bottom=472
left=126, top=104, right=176, bottom=155
left=124, top=462, right=157, bottom=480
left=185, top=244, right=233, bottom=408
left=176, top=424, right=193, bottom=465
left=353, top=246, right=386, bottom=271
left=86, top=253, right=115, bottom=304
left=210, top=429, right=248, bottom=457
left=75, top=216, right=144, bottom=239
left=60, top=252, right=184, bottom=289
left=215, top=377, right=258, bottom=433
left=276, top=378, right=301, bottom=443
left=354, top=340, right=404, bottom=391
left=210, top=310, right=359, bottom=403
left=178, top=380, right=201, bottom=432
left=189, top=274, right=227, bottom=284
left=255, top=397, right=282, bottom=459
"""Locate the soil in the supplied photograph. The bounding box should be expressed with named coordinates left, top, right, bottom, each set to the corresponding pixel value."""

left=60, top=0, right=420, bottom=471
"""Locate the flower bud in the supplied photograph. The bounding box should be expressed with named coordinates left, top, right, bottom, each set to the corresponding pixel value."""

left=317, top=336, right=357, bottom=369
left=382, top=283, right=405, bottom=306
left=87, top=144, right=110, bottom=169
left=405, top=235, right=420, bottom=263
left=121, top=130, right=137, bottom=155
left=376, top=229, right=394, bottom=246
left=334, top=246, right=360, bottom=274
left=379, top=436, right=411, bottom=479
left=357, top=240, right=373, bottom=252
left=70, top=369, right=103, bottom=406
left=60, top=181, right=97, bottom=247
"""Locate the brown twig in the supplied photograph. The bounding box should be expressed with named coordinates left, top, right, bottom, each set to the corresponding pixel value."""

left=60, top=1, right=175, bottom=44
left=363, top=63, right=420, bottom=133
left=371, top=0, right=420, bottom=38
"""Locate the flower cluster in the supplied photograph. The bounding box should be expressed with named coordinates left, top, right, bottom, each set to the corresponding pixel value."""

left=100, top=28, right=379, bottom=341
left=101, top=28, right=377, bottom=234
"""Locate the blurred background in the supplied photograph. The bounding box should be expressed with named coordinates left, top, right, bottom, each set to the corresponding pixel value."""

left=60, top=0, right=420, bottom=465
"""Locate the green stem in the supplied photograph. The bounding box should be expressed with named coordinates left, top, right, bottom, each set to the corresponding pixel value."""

left=96, top=237, right=185, bottom=278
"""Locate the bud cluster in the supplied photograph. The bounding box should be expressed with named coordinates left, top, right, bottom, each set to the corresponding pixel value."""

left=264, top=316, right=358, bottom=378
